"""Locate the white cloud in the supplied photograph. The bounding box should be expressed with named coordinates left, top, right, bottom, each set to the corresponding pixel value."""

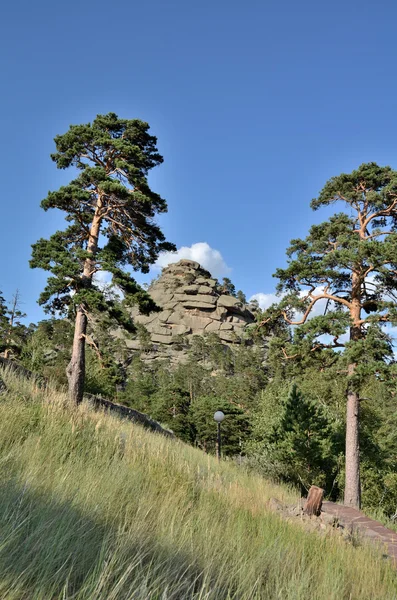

left=249, top=287, right=333, bottom=319
left=155, top=242, right=231, bottom=278
left=93, top=270, right=112, bottom=288
left=249, top=292, right=281, bottom=311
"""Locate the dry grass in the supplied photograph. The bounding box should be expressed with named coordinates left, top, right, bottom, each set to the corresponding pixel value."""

left=0, top=367, right=396, bottom=599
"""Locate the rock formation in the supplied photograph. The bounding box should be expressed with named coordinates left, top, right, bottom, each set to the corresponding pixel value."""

left=126, top=260, right=256, bottom=363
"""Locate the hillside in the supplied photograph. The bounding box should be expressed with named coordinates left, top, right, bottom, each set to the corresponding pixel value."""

left=0, top=368, right=396, bottom=599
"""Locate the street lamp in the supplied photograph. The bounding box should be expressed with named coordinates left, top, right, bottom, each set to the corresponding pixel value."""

left=214, top=411, right=225, bottom=460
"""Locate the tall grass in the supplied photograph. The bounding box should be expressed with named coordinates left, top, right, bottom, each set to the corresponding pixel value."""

left=0, top=369, right=396, bottom=599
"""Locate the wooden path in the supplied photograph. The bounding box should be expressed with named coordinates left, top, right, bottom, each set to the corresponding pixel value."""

left=322, top=501, right=397, bottom=566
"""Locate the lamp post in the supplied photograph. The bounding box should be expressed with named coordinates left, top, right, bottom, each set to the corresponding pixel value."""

left=214, top=411, right=225, bottom=461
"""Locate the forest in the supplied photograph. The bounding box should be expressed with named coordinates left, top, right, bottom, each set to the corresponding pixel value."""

left=2, top=114, right=397, bottom=521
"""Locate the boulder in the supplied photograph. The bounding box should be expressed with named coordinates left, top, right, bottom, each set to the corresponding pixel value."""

left=183, top=314, right=213, bottom=330
left=135, top=313, right=158, bottom=325
left=170, top=324, right=191, bottom=335
left=127, top=259, right=257, bottom=362
left=163, top=301, right=179, bottom=310
left=149, top=324, right=172, bottom=336
left=219, top=330, right=240, bottom=343
left=217, top=295, right=242, bottom=309
left=166, top=310, right=184, bottom=324
left=182, top=300, right=217, bottom=310
left=176, top=259, right=201, bottom=270
left=199, top=285, right=215, bottom=295
left=125, top=339, right=143, bottom=350
left=180, top=285, right=199, bottom=294
left=150, top=291, right=174, bottom=304
left=175, top=294, right=217, bottom=306
left=205, top=321, right=222, bottom=332
left=212, top=306, right=228, bottom=321
left=158, top=310, right=173, bottom=323
left=231, top=315, right=249, bottom=323
left=195, top=276, right=217, bottom=287
left=151, top=334, right=175, bottom=344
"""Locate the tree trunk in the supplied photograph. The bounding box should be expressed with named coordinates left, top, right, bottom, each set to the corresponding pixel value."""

left=66, top=308, right=88, bottom=404
left=344, top=363, right=361, bottom=508
left=66, top=197, right=102, bottom=405
left=4, top=290, right=20, bottom=360
left=304, top=486, right=324, bottom=516
left=345, top=276, right=362, bottom=509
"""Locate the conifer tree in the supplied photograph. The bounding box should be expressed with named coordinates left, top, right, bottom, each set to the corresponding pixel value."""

left=0, top=290, right=28, bottom=359
left=236, top=290, right=247, bottom=304
left=260, top=163, right=397, bottom=508
left=2, top=290, right=27, bottom=359
left=0, top=291, right=8, bottom=353
left=31, top=113, right=175, bottom=404
left=219, top=277, right=236, bottom=297
left=190, top=395, right=250, bottom=455
left=268, top=384, right=333, bottom=490
left=248, top=298, right=260, bottom=314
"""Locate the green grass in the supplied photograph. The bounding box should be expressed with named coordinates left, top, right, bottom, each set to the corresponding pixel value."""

left=0, top=369, right=396, bottom=599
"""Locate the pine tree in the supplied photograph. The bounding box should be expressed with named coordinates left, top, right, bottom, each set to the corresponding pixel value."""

left=0, top=292, right=8, bottom=353
left=271, top=384, right=333, bottom=489
left=219, top=277, right=236, bottom=297
left=3, top=290, right=27, bottom=359
left=31, top=113, right=175, bottom=404
left=0, top=290, right=28, bottom=359
left=249, top=383, right=336, bottom=492
left=260, top=163, right=397, bottom=508
left=248, top=298, right=260, bottom=314
left=190, top=395, right=250, bottom=455
left=236, top=290, right=247, bottom=304
left=150, top=386, right=194, bottom=443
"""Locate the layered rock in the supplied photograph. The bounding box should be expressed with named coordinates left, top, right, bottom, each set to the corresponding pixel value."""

left=127, top=260, right=256, bottom=362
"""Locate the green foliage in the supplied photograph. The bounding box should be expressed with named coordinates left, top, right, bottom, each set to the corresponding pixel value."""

left=190, top=395, right=250, bottom=455
left=20, top=316, right=128, bottom=397
left=259, top=163, right=397, bottom=387
left=218, top=277, right=236, bottom=297
left=246, top=359, right=397, bottom=515
left=135, top=323, right=153, bottom=351
left=118, top=334, right=266, bottom=455
left=0, top=292, right=6, bottom=319
left=236, top=289, right=247, bottom=304
left=0, top=371, right=395, bottom=599
left=150, top=386, right=194, bottom=443
left=0, top=291, right=8, bottom=352
left=20, top=319, right=74, bottom=383
left=253, top=163, right=397, bottom=507
left=248, top=298, right=260, bottom=313
left=0, top=291, right=30, bottom=358
left=30, top=112, right=175, bottom=322
left=249, top=383, right=339, bottom=492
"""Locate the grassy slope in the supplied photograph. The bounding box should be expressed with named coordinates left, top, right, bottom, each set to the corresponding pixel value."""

left=0, top=370, right=396, bottom=599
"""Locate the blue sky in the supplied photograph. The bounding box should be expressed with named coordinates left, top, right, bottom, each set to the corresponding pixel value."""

left=1, top=0, right=397, bottom=323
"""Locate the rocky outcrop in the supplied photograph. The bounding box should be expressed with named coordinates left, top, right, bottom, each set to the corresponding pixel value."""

left=127, top=260, right=256, bottom=363
left=84, top=393, right=174, bottom=438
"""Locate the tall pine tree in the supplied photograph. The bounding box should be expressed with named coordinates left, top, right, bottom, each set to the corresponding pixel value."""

left=31, top=113, right=175, bottom=404
left=2, top=290, right=27, bottom=359
left=0, top=291, right=8, bottom=354
left=260, top=163, right=397, bottom=508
